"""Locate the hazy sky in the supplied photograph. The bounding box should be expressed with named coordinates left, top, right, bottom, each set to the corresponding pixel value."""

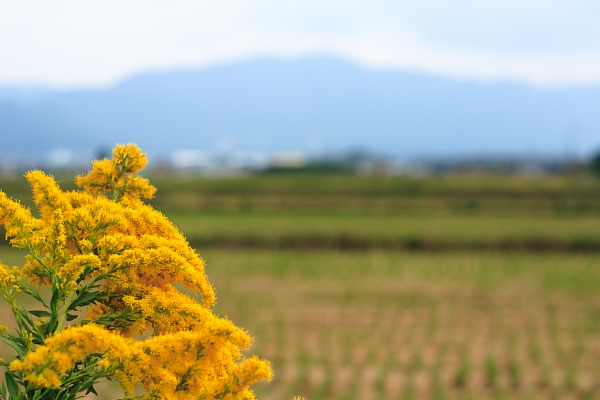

left=2, top=0, right=600, bottom=89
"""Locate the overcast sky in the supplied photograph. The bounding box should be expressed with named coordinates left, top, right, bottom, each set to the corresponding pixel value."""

left=2, top=0, right=600, bottom=89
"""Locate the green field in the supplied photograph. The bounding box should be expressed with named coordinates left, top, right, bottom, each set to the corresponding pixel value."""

left=4, top=173, right=600, bottom=251
left=4, top=173, right=600, bottom=217
left=1, top=172, right=600, bottom=399
left=202, top=249, right=600, bottom=400
left=3, top=247, right=599, bottom=400
left=164, top=211, right=600, bottom=251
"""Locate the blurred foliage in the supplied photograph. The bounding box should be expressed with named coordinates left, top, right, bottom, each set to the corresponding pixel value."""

left=590, top=151, right=600, bottom=177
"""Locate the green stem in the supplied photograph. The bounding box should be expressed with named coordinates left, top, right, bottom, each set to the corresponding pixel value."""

left=55, top=291, right=75, bottom=333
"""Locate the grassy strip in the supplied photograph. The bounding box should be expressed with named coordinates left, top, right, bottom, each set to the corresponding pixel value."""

left=164, top=212, right=600, bottom=252
left=182, top=233, right=600, bottom=252
left=149, top=173, right=600, bottom=196
left=166, top=212, right=600, bottom=240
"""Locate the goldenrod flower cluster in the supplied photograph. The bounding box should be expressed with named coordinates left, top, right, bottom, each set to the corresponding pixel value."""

left=10, top=324, right=131, bottom=389
left=0, top=144, right=272, bottom=399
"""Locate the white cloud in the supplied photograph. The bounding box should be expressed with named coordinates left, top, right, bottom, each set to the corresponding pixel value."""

left=241, top=0, right=600, bottom=51
left=1, top=0, right=599, bottom=88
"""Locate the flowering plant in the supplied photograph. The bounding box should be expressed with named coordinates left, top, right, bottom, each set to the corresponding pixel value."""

left=0, top=144, right=271, bottom=399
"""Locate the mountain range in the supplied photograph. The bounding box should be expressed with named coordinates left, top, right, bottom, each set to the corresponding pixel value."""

left=1, top=56, right=600, bottom=161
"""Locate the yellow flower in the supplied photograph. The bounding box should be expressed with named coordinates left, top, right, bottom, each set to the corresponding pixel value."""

left=10, top=324, right=132, bottom=388
left=112, top=143, right=149, bottom=173
left=25, top=170, right=71, bottom=221
left=0, top=144, right=272, bottom=399
left=118, top=331, right=271, bottom=399
left=21, top=255, right=51, bottom=286
left=56, top=254, right=101, bottom=290
left=0, top=191, right=43, bottom=249
left=76, top=143, right=156, bottom=201
left=75, top=158, right=118, bottom=197
left=0, top=263, right=17, bottom=288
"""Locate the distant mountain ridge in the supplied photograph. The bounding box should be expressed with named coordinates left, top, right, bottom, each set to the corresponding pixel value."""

left=1, top=56, right=599, bottom=159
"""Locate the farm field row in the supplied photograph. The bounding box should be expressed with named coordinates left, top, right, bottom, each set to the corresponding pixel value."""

left=152, top=192, right=600, bottom=216
left=148, top=174, right=600, bottom=216
left=147, top=173, right=600, bottom=196
left=1, top=248, right=600, bottom=399
left=4, top=174, right=600, bottom=217
left=204, top=249, right=600, bottom=400
left=164, top=212, right=600, bottom=251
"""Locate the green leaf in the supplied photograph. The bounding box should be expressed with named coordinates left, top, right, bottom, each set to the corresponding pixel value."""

left=13, top=305, right=33, bottom=326
left=21, top=289, right=48, bottom=308
left=28, top=386, right=56, bottom=400
left=0, top=336, right=27, bottom=359
left=50, top=289, right=61, bottom=313
left=77, top=266, right=100, bottom=284
left=31, top=332, right=45, bottom=346
left=67, top=291, right=100, bottom=311
left=29, top=310, right=51, bottom=318
left=86, top=385, right=98, bottom=396
left=65, top=313, right=78, bottom=322
left=46, top=314, right=58, bottom=335
left=76, top=376, right=98, bottom=393
left=5, top=372, right=20, bottom=400
left=30, top=389, right=42, bottom=400
left=80, top=309, right=140, bottom=327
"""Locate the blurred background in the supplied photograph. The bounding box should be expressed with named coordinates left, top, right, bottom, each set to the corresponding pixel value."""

left=2, top=1, right=600, bottom=399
